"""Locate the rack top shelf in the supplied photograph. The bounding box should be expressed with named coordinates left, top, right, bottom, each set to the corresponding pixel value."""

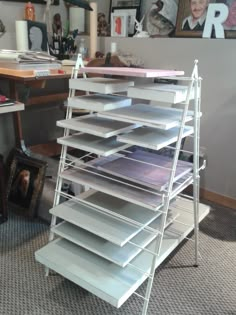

left=78, top=67, right=184, bottom=78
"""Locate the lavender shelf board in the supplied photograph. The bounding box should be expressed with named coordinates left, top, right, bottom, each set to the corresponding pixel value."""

left=69, top=77, right=134, bottom=94
left=59, top=167, right=163, bottom=211
left=35, top=198, right=210, bottom=308
left=56, top=114, right=137, bottom=138
left=98, top=104, right=194, bottom=130
left=50, top=189, right=161, bottom=246
left=67, top=94, right=132, bottom=112
left=57, top=133, right=131, bottom=157
left=78, top=67, right=184, bottom=78
left=117, top=126, right=194, bottom=150
left=128, top=84, right=194, bottom=104
left=92, top=150, right=193, bottom=191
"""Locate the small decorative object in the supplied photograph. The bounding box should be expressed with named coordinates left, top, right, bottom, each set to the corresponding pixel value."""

left=97, top=12, right=110, bottom=36
left=133, top=16, right=150, bottom=37
left=27, top=21, right=48, bottom=51
left=25, top=2, right=36, bottom=21
left=7, top=150, right=47, bottom=218
left=145, top=0, right=178, bottom=37
left=111, top=12, right=129, bottom=37
left=0, top=20, right=6, bottom=37
left=176, top=0, right=236, bottom=39
left=52, top=13, right=63, bottom=35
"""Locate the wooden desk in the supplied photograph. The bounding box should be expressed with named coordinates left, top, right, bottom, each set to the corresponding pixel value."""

left=0, top=102, right=24, bottom=223
left=0, top=67, right=73, bottom=154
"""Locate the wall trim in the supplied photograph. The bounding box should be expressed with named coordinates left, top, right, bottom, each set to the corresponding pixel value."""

left=200, top=188, right=236, bottom=210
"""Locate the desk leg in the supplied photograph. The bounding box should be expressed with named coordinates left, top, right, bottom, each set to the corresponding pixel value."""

left=9, top=81, right=29, bottom=155
left=0, top=155, right=7, bottom=223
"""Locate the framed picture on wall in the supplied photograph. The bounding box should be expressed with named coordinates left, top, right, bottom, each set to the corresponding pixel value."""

left=112, top=6, right=140, bottom=36
left=175, top=0, right=236, bottom=38
left=111, top=12, right=129, bottom=37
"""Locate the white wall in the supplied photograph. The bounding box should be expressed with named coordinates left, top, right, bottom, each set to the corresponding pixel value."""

left=0, top=1, right=235, bottom=200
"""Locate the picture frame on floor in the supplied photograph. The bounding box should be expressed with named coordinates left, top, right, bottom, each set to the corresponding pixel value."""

left=7, top=150, right=47, bottom=218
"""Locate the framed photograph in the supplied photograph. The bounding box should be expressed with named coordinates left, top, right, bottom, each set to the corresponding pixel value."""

left=112, top=6, right=140, bottom=36
left=3, top=0, right=59, bottom=4
left=175, top=1, right=236, bottom=38
left=111, top=12, right=129, bottom=37
left=27, top=21, right=48, bottom=52
left=109, top=0, right=141, bottom=22
left=7, top=150, right=47, bottom=218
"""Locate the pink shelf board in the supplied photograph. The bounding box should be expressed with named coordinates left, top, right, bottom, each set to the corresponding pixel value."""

left=79, top=67, right=184, bottom=78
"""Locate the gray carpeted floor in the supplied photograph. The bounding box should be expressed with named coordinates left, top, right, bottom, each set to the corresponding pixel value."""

left=0, top=201, right=236, bottom=315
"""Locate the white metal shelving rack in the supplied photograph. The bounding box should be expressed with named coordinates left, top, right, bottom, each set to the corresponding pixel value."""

left=35, top=58, right=210, bottom=314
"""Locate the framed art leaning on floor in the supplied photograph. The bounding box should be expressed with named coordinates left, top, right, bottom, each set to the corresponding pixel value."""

left=7, top=150, right=47, bottom=218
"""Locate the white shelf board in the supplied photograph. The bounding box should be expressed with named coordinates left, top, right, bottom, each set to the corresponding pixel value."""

left=56, top=114, right=137, bottom=138
left=98, top=104, right=194, bottom=130
left=69, top=77, right=134, bottom=94
left=128, top=84, right=194, bottom=104
left=77, top=67, right=184, bottom=78
left=51, top=208, right=178, bottom=268
left=35, top=198, right=210, bottom=308
left=57, top=133, right=131, bottom=157
left=50, top=190, right=161, bottom=246
left=0, top=102, right=24, bottom=114
left=67, top=94, right=132, bottom=112
left=117, top=126, right=194, bottom=151
left=92, top=150, right=193, bottom=191
left=60, top=168, right=163, bottom=211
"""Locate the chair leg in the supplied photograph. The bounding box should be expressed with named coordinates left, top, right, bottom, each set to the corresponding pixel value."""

left=0, top=155, right=8, bottom=223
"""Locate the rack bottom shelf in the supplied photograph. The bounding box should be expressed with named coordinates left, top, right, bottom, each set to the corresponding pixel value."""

left=35, top=198, right=210, bottom=309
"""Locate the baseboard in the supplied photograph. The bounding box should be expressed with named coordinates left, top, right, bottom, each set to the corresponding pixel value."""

left=200, top=188, right=236, bottom=210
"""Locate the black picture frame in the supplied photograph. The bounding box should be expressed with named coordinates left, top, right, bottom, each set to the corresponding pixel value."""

left=7, top=150, right=47, bottom=218
left=112, top=6, right=140, bottom=36
left=27, top=21, right=48, bottom=52
left=3, top=0, right=59, bottom=4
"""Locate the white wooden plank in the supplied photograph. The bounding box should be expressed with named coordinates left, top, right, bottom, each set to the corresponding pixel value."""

left=57, top=134, right=131, bottom=157
left=0, top=102, right=24, bottom=114
left=128, top=84, right=194, bottom=104
left=50, top=191, right=161, bottom=246
left=51, top=209, right=178, bottom=268
left=69, top=77, right=134, bottom=94
left=92, top=150, right=193, bottom=191
left=35, top=199, right=210, bottom=308
left=67, top=94, right=132, bottom=111
left=98, top=104, right=194, bottom=130
left=56, top=114, right=137, bottom=138
left=60, top=168, right=163, bottom=211
left=117, top=126, right=194, bottom=150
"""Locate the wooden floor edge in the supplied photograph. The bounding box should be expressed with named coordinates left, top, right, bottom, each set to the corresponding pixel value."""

left=200, top=188, right=236, bottom=210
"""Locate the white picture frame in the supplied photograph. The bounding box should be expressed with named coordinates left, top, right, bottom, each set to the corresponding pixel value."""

left=111, top=12, right=129, bottom=37
left=112, top=7, right=138, bottom=35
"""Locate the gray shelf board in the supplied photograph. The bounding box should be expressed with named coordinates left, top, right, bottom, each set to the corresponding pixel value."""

left=60, top=168, right=163, bottom=211
left=35, top=198, right=210, bottom=308
left=67, top=94, right=132, bottom=112
left=69, top=77, right=134, bottom=94
left=0, top=102, right=24, bottom=114
left=56, top=114, right=137, bottom=138
left=92, top=150, right=193, bottom=191
left=51, top=208, right=178, bottom=268
left=50, top=192, right=161, bottom=246
left=98, top=104, right=194, bottom=130
left=127, top=84, right=194, bottom=104
left=117, top=126, right=194, bottom=151
left=57, top=133, right=131, bottom=157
